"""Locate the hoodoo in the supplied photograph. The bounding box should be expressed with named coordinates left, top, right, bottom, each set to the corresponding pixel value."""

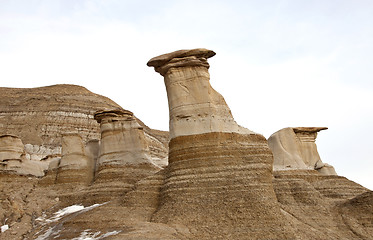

left=147, top=48, right=254, bottom=139
left=268, top=127, right=337, bottom=175
left=148, top=48, right=294, bottom=239
left=92, top=109, right=161, bottom=199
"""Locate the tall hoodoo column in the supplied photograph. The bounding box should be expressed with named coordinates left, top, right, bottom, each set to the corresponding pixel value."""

left=92, top=109, right=160, bottom=199
left=147, top=49, right=294, bottom=239
left=147, top=48, right=253, bottom=139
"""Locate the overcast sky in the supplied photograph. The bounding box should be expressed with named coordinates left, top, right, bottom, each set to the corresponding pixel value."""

left=1, top=0, right=372, bottom=190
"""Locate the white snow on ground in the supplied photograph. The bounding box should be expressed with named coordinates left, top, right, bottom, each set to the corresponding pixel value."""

left=36, top=203, right=106, bottom=223
left=35, top=227, right=61, bottom=240
left=1, top=224, right=9, bottom=233
left=71, top=229, right=121, bottom=240
left=35, top=203, right=108, bottom=240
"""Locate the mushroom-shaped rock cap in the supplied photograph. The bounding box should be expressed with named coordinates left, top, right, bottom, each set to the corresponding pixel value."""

left=94, top=109, right=133, bottom=123
left=147, top=48, right=216, bottom=76
left=147, top=48, right=216, bottom=68
left=293, top=127, right=328, bottom=133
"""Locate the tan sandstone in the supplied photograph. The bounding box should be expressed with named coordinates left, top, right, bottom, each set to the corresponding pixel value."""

left=86, top=109, right=161, bottom=202
left=56, top=133, right=94, bottom=185
left=0, top=135, right=45, bottom=177
left=147, top=48, right=254, bottom=139
left=268, top=127, right=337, bottom=175
left=147, top=48, right=294, bottom=239
left=0, top=50, right=372, bottom=240
left=0, top=84, right=168, bottom=171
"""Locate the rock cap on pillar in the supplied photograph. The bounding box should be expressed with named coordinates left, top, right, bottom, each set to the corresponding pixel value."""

left=147, top=48, right=216, bottom=76
left=147, top=48, right=254, bottom=139
left=94, top=109, right=134, bottom=123
left=293, top=127, right=328, bottom=134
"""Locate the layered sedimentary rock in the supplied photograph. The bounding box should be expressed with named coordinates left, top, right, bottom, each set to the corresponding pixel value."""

left=268, top=127, right=337, bottom=175
left=272, top=172, right=371, bottom=239
left=0, top=135, right=45, bottom=176
left=147, top=49, right=253, bottom=139
left=90, top=109, right=161, bottom=200
left=0, top=85, right=120, bottom=147
left=269, top=128, right=371, bottom=239
left=56, top=133, right=94, bottom=185
left=0, top=135, right=24, bottom=162
left=0, top=84, right=168, bottom=171
left=147, top=48, right=293, bottom=239
left=1, top=50, right=372, bottom=240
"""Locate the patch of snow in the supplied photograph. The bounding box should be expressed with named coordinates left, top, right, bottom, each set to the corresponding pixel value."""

left=34, top=202, right=109, bottom=240
left=101, top=230, right=121, bottom=238
left=1, top=224, right=9, bottom=233
left=51, top=205, right=85, bottom=221
left=35, top=227, right=61, bottom=240
left=71, top=229, right=121, bottom=240
left=36, top=203, right=107, bottom=223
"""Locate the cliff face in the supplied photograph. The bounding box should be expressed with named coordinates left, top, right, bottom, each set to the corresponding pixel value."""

left=0, top=84, right=168, bottom=176
left=0, top=50, right=372, bottom=240
left=0, top=84, right=119, bottom=146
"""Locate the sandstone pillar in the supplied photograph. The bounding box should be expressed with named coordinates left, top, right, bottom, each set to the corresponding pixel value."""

left=56, top=133, right=94, bottom=185
left=92, top=109, right=160, bottom=200
left=147, top=49, right=294, bottom=239
left=147, top=49, right=253, bottom=139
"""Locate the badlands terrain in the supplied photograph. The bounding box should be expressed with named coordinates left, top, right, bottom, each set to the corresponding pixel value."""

left=0, top=49, right=372, bottom=239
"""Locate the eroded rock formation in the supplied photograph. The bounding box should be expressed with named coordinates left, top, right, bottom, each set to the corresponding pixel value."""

left=0, top=135, right=24, bottom=163
left=0, top=135, right=45, bottom=177
left=270, top=127, right=370, bottom=239
left=0, top=49, right=372, bottom=240
left=90, top=109, right=161, bottom=199
left=56, top=133, right=94, bottom=185
left=147, top=48, right=253, bottom=139
left=147, top=48, right=293, bottom=239
left=268, top=127, right=337, bottom=175
left=0, top=84, right=168, bottom=170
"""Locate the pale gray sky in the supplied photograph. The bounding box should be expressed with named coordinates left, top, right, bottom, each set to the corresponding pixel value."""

left=1, top=0, right=372, bottom=190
